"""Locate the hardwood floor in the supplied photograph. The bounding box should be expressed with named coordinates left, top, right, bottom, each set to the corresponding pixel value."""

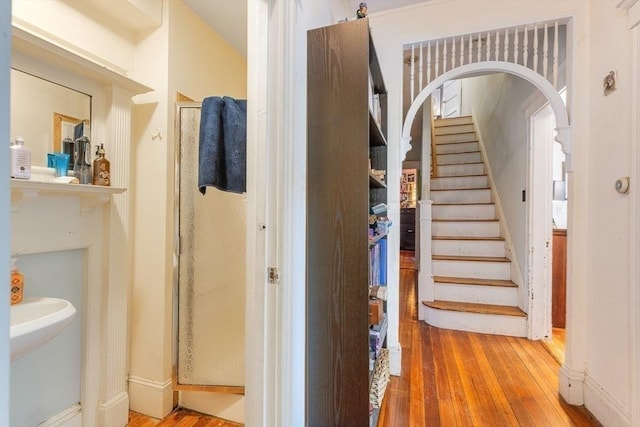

left=127, top=409, right=242, bottom=426
left=378, top=251, right=601, bottom=427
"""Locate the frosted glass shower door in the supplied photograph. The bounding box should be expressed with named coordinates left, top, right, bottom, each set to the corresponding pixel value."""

left=175, top=104, right=246, bottom=390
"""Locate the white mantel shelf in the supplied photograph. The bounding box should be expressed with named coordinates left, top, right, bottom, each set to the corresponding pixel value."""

left=11, top=179, right=126, bottom=212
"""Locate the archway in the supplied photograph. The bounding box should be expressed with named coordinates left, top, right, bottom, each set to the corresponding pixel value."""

left=402, top=60, right=571, bottom=341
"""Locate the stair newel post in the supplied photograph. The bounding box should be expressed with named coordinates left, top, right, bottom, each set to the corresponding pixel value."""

left=418, top=199, right=435, bottom=321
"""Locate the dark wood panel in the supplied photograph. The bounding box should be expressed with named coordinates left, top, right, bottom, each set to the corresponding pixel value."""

left=552, top=229, right=567, bottom=328
left=306, top=18, right=370, bottom=427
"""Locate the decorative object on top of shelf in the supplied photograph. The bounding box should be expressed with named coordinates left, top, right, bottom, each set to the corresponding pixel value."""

left=356, top=2, right=368, bottom=19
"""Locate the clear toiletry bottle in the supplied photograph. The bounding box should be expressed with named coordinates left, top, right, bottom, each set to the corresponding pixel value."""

left=92, top=143, right=111, bottom=186
left=10, top=258, right=24, bottom=305
left=10, top=136, right=31, bottom=179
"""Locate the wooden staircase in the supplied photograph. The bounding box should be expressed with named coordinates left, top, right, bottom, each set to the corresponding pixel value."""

left=424, top=116, right=527, bottom=337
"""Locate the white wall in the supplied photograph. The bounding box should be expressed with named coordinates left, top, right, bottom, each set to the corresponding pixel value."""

left=369, top=0, right=635, bottom=423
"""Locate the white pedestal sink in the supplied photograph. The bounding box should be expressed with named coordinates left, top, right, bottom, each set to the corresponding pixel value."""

left=10, top=297, right=77, bottom=362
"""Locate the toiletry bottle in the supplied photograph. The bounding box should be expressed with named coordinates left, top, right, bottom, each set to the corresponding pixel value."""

left=10, top=258, right=24, bottom=305
left=92, top=143, right=111, bottom=186
left=10, top=136, right=31, bottom=179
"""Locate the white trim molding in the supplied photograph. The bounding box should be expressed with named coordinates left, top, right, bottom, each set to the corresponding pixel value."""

left=583, top=374, right=631, bottom=427
left=128, top=376, right=174, bottom=419
left=38, top=404, right=82, bottom=427
left=558, top=364, right=585, bottom=405
left=417, top=199, right=434, bottom=322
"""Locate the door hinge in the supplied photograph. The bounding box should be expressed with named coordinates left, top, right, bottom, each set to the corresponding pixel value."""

left=268, top=267, right=280, bottom=284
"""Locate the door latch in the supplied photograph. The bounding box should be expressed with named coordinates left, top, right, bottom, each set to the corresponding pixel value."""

left=268, top=267, right=280, bottom=284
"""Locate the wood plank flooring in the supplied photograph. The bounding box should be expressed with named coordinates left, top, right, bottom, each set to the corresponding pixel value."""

left=127, top=409, right=242, bottom=427
left=378, top=251, right=601, bottom=427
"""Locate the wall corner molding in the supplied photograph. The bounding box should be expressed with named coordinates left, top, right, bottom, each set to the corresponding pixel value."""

left=558, top=364, right=585, bottom=405
left=584, top=374, right=631, bottom=427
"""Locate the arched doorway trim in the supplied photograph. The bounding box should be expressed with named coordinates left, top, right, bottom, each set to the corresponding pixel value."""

left=401, top=61, right=571, bottom=169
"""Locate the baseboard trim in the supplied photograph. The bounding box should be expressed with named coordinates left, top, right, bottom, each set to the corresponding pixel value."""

left=584, top=374, right=630, bottom=427
left=97, top=391, right=129, bottom=427
left=558, top=364, right=585, bottom=405
left=129, top=375, right=174, bottom=419
left=38, top=404, right=82, bottom=427
left=388, top=344, right=402, bottom=376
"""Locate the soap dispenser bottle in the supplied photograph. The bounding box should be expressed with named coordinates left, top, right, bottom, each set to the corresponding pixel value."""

left=92, top=143, right=111, bottom=186
left=10, top=136, right=31, bottom=179
left=10, top=258, right=24, bottom=305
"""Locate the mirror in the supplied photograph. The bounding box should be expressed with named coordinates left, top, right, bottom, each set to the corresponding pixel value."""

left=10, top=69, right=91, bottom=167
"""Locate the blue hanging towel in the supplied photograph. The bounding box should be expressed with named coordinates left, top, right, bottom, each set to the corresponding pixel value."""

left=198, top=96, right=247, bottom=194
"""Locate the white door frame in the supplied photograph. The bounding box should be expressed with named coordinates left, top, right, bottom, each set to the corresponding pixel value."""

left=0, top=0, right=11, bottom=425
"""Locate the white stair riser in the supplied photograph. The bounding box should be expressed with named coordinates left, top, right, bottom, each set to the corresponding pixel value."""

left=434, top=124, right=475, bottom=135
left=435, top=117, right=473, bottom=127
left=436, top=141, right=479, bottom=154
left=432, top=204, right=496, bottom=220
left=431, top=189, right=491, bottom=204
left=423, top=307, right=527, bottom=337
left=434, top=283, right=518, bottom=306
left=435, top=132, right=477, bottom=144
left=437, top=151, right=482, bottom=165
left=432, top=239, right=505, bottom=257
left=431, top=175, right=488, bottom=190
left=432, top=221, right=500, bottom=237
left=432, top=259, right=510, bottom=280
left=437, top=163, right=485, bottom=176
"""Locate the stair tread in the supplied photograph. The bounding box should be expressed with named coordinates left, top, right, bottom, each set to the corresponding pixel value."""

left=422, top=300, right=526, bottom=317
left=433, top=202, right=494, bottom=206
left=437, top=150, right=481, bottom=155
left=432, top=174, right=487, bottom=179
left=432, top=255, right=510, bottom=263
left=431, top=187, right=490, bottom=191
left=434, top=275, right=517, bottom=288
left=437, top=161, right=484, bottom=166
left=434, top=116, right=473, bottom=124
left=432, top=219, right=499, bottom=222
left=436, top=140, right=478, bottom=146
left=432, top=236, right=505, bottom=241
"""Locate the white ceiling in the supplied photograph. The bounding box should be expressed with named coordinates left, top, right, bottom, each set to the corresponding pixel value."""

left=183, top=0, right=427, bottom=57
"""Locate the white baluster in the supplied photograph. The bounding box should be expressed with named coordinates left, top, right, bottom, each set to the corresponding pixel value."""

left=514, top=28, right=519, bottom=65
left=410, top=44, right=415, bottom=101
left=468, top=34, right=473, bottom=64
left=459, top=37, right=464, bottom=66
left=504, top=28, right=509, bottom=63
left=443, top=40, right=448, bottom=73
left=486, top=32, right=491, bottom=61
left=477, top=33, right=482, bottom=62
left=495, top=30, right=500, bottom=61
left=419, top=43, right=423, bottom=92
left=543, top=23, right=549, bottom=79
left=523, top=26, right=529, bottom=68
left=452, top=38, right=456, bottom=69
left=553, top=21, right=559, bottom=89
left=427, top=43, right=432, bottom=85
left=435, top=40, right=440, bottom=78
left=533, top=24, right=539, bottom=73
